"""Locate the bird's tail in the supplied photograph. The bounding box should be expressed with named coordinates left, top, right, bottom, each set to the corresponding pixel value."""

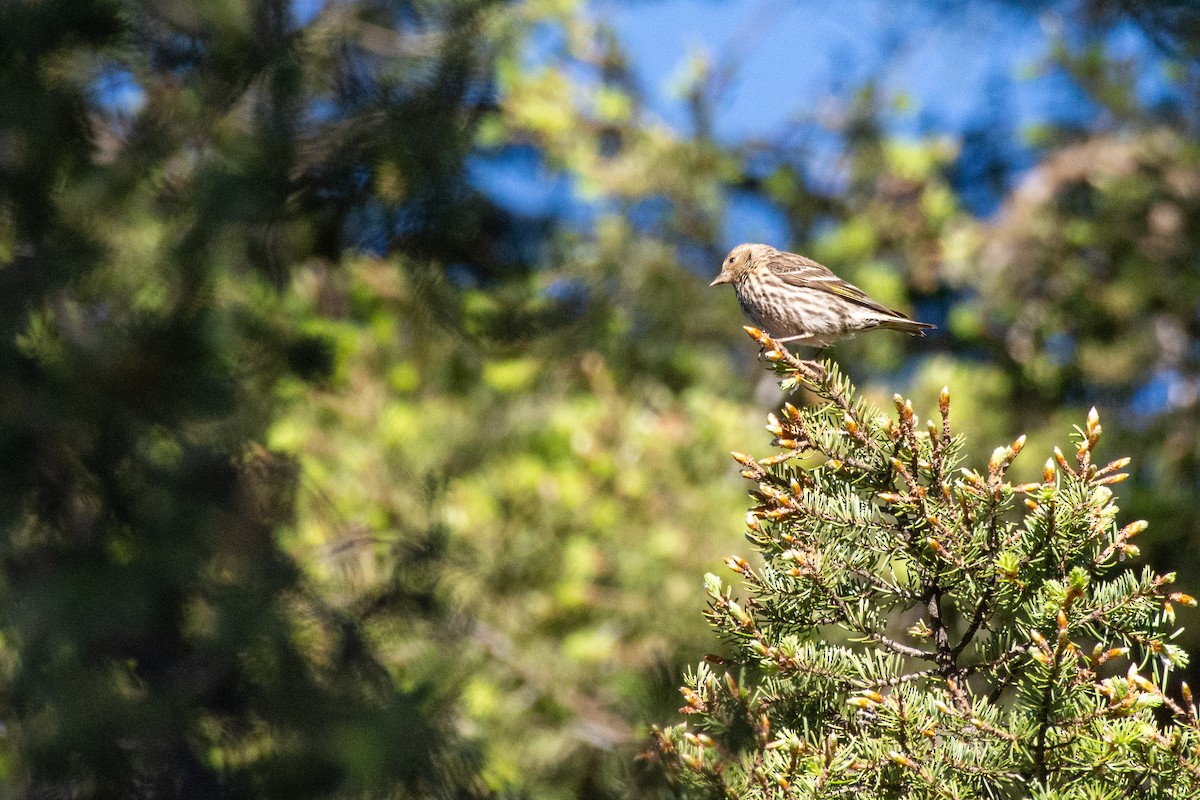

left=879, top=318, right=936, bottom=337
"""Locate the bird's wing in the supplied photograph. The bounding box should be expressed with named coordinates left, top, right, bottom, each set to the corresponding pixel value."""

left=768, top=251, right=911, bottom=319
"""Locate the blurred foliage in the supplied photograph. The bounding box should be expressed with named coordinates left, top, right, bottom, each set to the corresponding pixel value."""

left=269, top=259, right=760, bottom=797
left=0, top=0, right=499, bottom=796
left=5, top=0, right=1200, bottom=797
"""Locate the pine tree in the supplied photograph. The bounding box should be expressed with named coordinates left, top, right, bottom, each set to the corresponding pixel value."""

left=648, top=327, right=1200, bottom=799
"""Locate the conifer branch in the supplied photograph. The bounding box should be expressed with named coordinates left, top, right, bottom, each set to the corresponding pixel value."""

left=650, top=333, right=1200, bottom=798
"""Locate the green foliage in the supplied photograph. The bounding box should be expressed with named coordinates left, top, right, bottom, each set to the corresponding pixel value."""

left=269, top=258, right=759, bottom=797
left=0, top=0, right=494, bottom=796
left=649, top=331, right=1200, bottom=798
left=6, top=0, right=1200, bottom=798
left=957, top=123, right=1200, bottom=664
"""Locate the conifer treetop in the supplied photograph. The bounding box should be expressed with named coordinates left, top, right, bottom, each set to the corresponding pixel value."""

left=649, top=326, right=1200, bottom=799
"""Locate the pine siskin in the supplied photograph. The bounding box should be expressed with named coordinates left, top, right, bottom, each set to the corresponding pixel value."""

left=710, top=243, right=934, bottom=348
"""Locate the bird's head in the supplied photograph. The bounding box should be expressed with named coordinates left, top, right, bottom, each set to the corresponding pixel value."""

left=710, top=243, right=772, bottom=286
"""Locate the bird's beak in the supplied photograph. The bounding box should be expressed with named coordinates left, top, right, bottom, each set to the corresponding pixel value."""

left=709, top=273, right=731, bottom=287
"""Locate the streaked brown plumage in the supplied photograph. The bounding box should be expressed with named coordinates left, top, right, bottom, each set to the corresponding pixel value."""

left=710, top=243, right=934, bottom=348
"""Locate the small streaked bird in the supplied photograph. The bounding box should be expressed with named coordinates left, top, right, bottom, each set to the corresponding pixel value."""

left=710, top=243, right=934, bottom=348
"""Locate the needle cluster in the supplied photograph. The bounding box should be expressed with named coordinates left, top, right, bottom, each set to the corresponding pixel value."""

left=648, top=327, right=1200, bottom=799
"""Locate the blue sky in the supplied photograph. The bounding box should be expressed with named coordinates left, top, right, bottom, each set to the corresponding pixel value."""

left=286, top=0, right=1174, bottom=152
left=594, top=0, right=1178, bottom=141
left=141, top=1, right=1172, bottom=243
left=594, top=0, right=1053, bottom=141
left=473, top=0, right=1179, bottom=234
